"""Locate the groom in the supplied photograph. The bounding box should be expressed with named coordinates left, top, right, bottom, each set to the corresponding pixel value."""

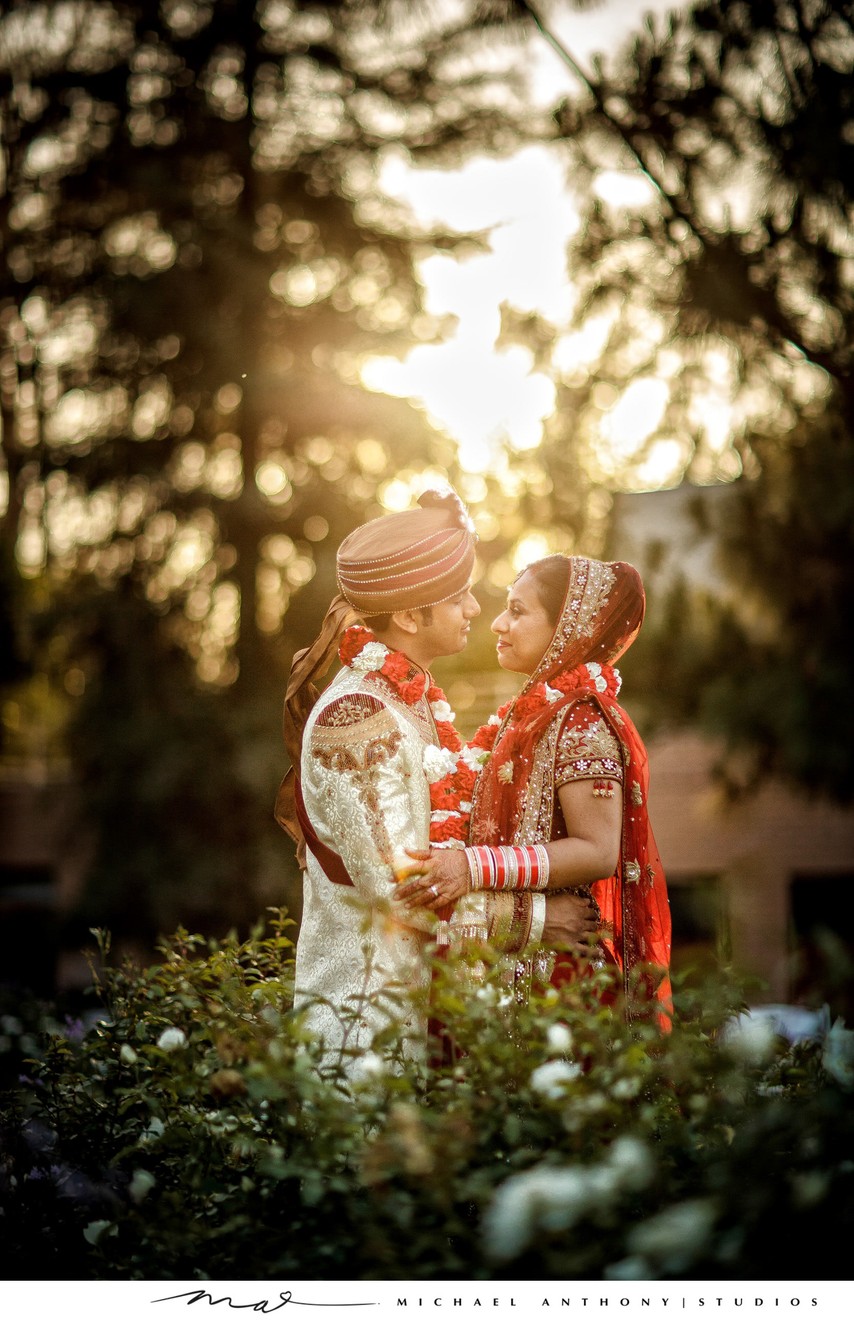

left=277, top=488, right=595, bottom=1073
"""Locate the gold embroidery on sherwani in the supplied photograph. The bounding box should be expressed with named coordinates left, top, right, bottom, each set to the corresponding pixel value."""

left=310, top=694, right=402, bottom=864
left=364, top=671, right=437, bottom=744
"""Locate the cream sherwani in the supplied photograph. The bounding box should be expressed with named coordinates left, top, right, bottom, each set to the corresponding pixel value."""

left=294, top=665, right=445, bottom=1070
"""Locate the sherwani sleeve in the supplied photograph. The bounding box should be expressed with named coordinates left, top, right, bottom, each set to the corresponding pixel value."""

left=448, top=892, right=546, bottom=953
left=304, top=691, right=437, bottom=932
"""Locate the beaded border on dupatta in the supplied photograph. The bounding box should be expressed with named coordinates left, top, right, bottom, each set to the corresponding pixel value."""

left=534, top=557, right=617, bottom=683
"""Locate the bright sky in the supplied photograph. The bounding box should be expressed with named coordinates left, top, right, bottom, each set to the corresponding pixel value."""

left=363, top=143, right=581, bottom=473
left=362, top=0, right=692, bottom=491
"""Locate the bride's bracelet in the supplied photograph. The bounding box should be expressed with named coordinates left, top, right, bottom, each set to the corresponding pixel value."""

left=465, top=844, right=550, bottom=892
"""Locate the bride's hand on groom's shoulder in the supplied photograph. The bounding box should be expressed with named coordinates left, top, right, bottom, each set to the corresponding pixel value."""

left=393, top=848, right=470, bottom=910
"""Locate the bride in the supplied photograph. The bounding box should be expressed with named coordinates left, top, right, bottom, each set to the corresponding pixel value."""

left=396, top=555, right=672, bottom=1019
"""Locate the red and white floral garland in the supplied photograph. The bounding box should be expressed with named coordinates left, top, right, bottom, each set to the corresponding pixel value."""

left=338, top=625, right=621, bottom=851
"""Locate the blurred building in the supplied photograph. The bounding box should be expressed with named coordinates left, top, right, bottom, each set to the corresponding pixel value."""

left=611, top=484, right=854, bottom=1007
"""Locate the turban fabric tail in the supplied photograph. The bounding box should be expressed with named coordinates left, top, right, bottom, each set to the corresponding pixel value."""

left=274, top=592, right=360, bottom=864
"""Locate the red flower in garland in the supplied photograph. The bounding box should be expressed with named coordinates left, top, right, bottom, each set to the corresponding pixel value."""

left=452, top=763, right=477, bottom=797
left=512, top=684, right=549, bottom=723
left=430, top=776, right=462, bottom=812
left=382, top=651, right=411, bottom=684
left=550, top=665, right=589, bottom=695
left=430, top=814, right=468, bottom=843
left=338, top=626, right=373, bottom=666
left=470, top=721, right=501, bottom=752
left=434, top=721, right=462, bottom=753
left=398, top=674, right=427, bottom=705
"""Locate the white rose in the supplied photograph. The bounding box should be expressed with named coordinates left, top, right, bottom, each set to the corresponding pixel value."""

left=823, top=1017, right=854, bottom=1089
left=721, top=1011, right=778, bottom=1065
left=530, top=1058, right=582, bottom=1100
left=543, top=684, right=561, bottom=703
left=628, top=1198, right=716, bottom=1262
left=351, top=641, right=389, bottom=673
left=129, top=1169, right=156, bottom=1204
left=422, top=745, right=459, bottom=783
left=546, top=1023, right=573, bottom=1054
left=586, top=662, right=602, bottom=678
left=607, top=1136, right=653, bottom=1190
left=595, top=676, right=608, bottom=692
left=156, top=1027, right=187, bottom=1052
left=430, top=699, right=455, bottom=723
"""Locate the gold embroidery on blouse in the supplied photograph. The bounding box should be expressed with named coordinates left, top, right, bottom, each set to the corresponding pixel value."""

left=554, top=715, right=624, bottom=787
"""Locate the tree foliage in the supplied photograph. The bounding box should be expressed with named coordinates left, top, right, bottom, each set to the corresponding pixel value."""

left=520, top=0, right=854, bottom=800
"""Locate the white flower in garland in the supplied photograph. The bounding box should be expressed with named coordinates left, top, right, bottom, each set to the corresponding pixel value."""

left=430, top=699, right=455, bottom=723
left=423, top=745, right=460, bottom=783
left=350, top=641, right=389, bottom=673
left=460, top=744, right=490, bottom=772
left=544, top=683, right=562, bottom=703
left=585, top=662, right=606, bottom=692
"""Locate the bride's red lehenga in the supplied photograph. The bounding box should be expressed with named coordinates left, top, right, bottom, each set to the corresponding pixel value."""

left=469, top=557, right=672, bottom=1023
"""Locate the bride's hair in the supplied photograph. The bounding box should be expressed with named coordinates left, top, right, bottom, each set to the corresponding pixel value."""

left=519, top=554, right=571, bottom=626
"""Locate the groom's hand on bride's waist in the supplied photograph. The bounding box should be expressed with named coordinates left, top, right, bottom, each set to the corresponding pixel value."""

left=542, top=891, right=601, bottom=948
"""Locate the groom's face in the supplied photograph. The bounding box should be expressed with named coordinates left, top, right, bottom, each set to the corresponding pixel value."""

left=416, top=586, right=480, bottom=661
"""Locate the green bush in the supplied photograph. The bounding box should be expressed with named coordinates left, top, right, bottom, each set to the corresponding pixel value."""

left=1, top=912, right=852, bottom=1281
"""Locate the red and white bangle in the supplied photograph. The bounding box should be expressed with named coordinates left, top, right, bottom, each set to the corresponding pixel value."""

left=465, top=844, right=550, bottom=892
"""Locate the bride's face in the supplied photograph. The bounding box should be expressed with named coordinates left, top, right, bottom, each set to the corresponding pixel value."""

left=491, top=570, right=556, bottom=676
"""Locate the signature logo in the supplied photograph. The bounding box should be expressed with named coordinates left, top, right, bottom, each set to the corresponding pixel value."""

left=153, top=1289, right=378, bottom=1313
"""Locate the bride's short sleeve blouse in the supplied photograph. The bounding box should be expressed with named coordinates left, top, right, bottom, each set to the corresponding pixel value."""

left=554, top=698, right=624, bottom=789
